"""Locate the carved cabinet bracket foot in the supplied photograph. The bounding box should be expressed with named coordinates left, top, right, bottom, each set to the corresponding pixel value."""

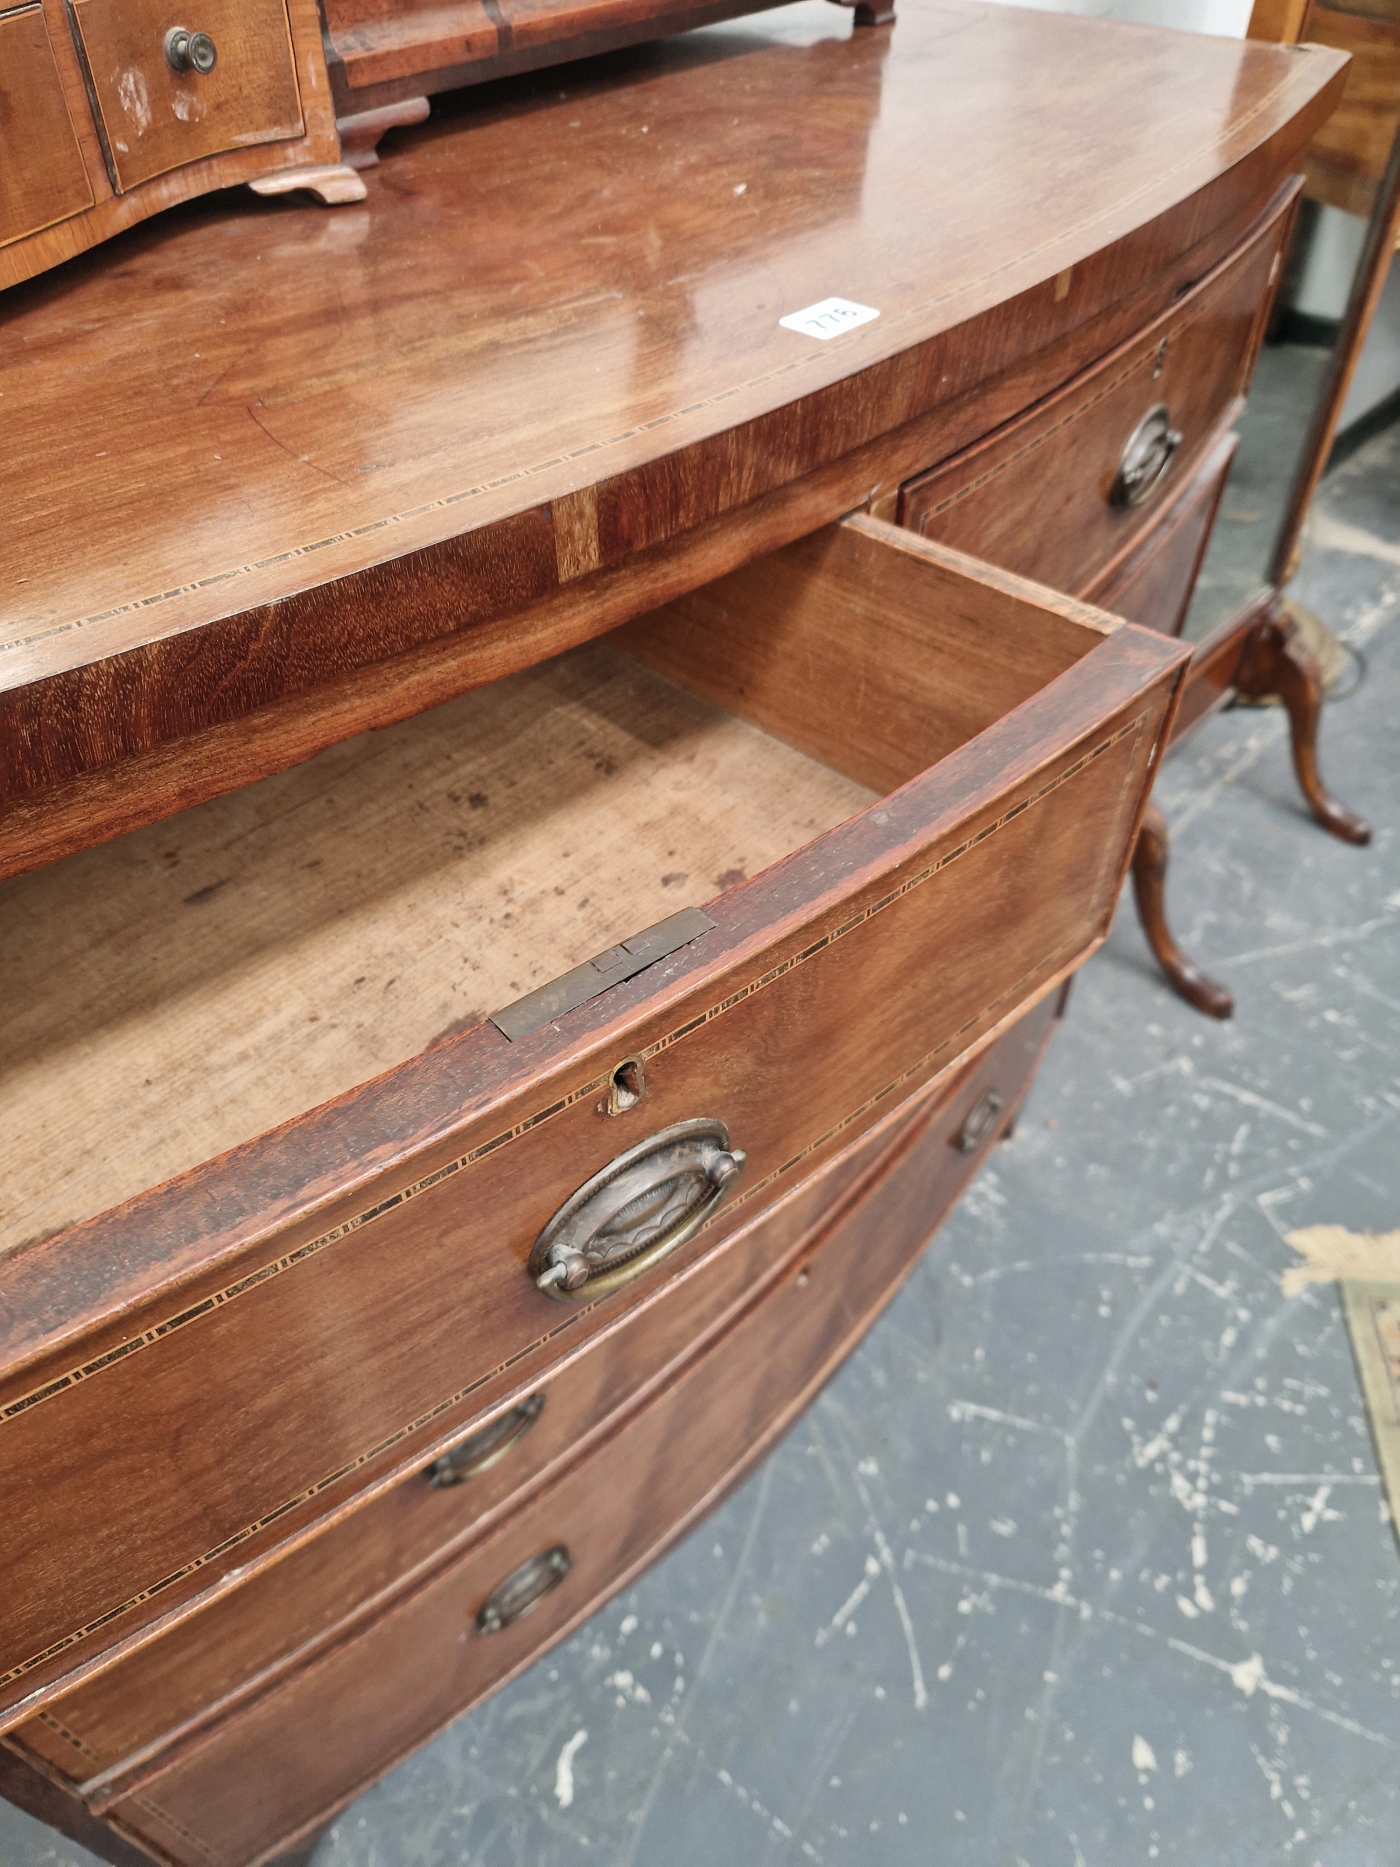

left=827, top=0, right=897, bottom=24
left=1235, top=607, right=1372, bottom=846
left=248, top=164, right=369, bottom=206
left=337, top=98, right=433, bottom=169
left=1131, top=803, right=1235, bottom=1020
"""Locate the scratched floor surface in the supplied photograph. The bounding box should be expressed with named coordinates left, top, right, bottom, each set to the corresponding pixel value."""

left=5, top=388, right=1397, bottom=1867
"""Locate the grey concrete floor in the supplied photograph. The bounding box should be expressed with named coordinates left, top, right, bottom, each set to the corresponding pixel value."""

left=5, top=371, right=1397, bottom=1867
left=1184, top=340, right=1333, bottom=642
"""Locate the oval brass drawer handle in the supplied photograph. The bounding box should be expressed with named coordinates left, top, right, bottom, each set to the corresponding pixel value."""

left=477, top=1545, right=571, bottom=1634
left=164, top=26, right=218, bottom=73
left=1112, top=402, right=1182, bottom=509
left=956, top=1089, right=1004, bottom=1154
left=529, top=1118, right=746, bottom=1301
left=425, top=1393, right=546, bottom=1487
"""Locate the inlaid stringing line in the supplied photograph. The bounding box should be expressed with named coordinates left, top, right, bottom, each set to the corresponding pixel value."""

left=920, top=279, right=1234, bottom=520
left=0, top=59, right=1309, bottom=658
left=0, top=711, right=1144, bottom=1434
left=0, top=706, right=1151, bottom=1689
left=0, top=930, right=1088, bottom=1697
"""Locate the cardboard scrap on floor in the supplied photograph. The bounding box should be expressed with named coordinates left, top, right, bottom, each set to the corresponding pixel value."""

left=1340, top=1283, right=1400, bottom=1552
left=1283, top=1224, right=1400, bottom=1294
left=1287, top=1226, right=1400, bottom=1551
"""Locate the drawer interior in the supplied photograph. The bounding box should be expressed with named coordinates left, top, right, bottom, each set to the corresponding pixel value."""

left=0, top=518, right=1104, bottom=1258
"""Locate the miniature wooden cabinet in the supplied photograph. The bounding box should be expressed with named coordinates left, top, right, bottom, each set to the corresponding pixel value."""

left=0, top=0, right=341, bottom=290
left=69, top=0, right=305, bottom=191
left=0, top=0, right=838, bottom=290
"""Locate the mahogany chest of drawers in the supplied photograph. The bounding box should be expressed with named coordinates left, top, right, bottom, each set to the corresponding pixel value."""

left=0, top=7, right=1345, bottom=1862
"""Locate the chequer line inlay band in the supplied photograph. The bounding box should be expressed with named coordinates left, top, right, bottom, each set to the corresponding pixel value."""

left=0, top=709, right=1146, bottom=1443
left=0, top=58, right=1309, bottom=660
left=0, top=711, right=1147, bottom=1693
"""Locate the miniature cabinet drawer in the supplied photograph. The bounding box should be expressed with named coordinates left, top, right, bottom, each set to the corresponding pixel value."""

left=16, top=991, right=1061, bottom=1803
left=897, top=185, right=1292, bottom=596
left=1085, top=425, right=1241, bottom=638
left=100, top=1018, right=1040, bottom=1867
left=0, top=5, right=94, bottom=245
left=0, top=515, right=1185, bottom=1727
left=70, top=0, right=303, bottom=192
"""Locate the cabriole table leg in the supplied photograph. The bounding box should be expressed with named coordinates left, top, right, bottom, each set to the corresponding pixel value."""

left=1235, top=607, right=1372, bottom=846
left=1131, top=802, right=1235, bottom=1020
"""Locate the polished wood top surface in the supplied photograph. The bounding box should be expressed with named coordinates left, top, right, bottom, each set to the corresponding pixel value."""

left=2, top=6, right=1341, bottom=681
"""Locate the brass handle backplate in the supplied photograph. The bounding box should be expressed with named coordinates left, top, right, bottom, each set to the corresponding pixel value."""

left=956, top=1089, right=1004, bottom=1154
left=477, top=1545, right=571, bottom=1633
left=1111, top=403, right=1182, bottom=509
left=164, top=26, right=217, bottom=72
left=529, top=1118, right=746, bottom=1301
left=426, top=1394, right=545, bottom=1487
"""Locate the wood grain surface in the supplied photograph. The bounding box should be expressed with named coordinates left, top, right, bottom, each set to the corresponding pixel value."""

left=0, top=0, right=339, bottom=292
left=895, top=184, right=1294, bottom=595
left=319, top=0, right=800, bottom=110
left=0, top=1744, right=155, bottom=1867
left=1085, top=426, right=1241, bottom=638
left=1248, top=0, right=1316, bottom=38
left=0, top=642, right=872, bottom=1257
left=1303, top=3, right=1400, bottom=215
left=0, top=8, right=94, bottom=246
left=69, top=0, right=305, bottom=193
left=96, top=1000, right=1053, bottom=1866
left=0, top=541, right=1184, bottom=1730
left=0, top=3, right=1345, bottom=862
left=16, top=996, right=1058, bottom=1801
left=0, top=12, right=1345, bottom=1858
left=616, top=514, right=1108, bottom=794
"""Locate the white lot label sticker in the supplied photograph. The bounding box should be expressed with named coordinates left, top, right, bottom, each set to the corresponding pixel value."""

left=778, top=297, right=880, bottom=341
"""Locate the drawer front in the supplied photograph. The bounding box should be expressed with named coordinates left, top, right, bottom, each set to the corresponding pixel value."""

left=0, top=522, right=1184, bottom=1722
left=21, top=991, right=1061, bottom=1798
left=1084, top=426, right=1240, bottom=637
left=897, top=188, right=1292, bottom=594
left=71, top=0, right=303, bottom=192
left=104, top=1015, right=1042, bottom=1866
left=0, top=6, right=94, bottom=245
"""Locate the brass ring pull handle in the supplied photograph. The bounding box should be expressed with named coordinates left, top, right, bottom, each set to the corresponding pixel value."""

left=1111, top=403, right=1182, bottom=508
left=477, top=1545, right=571, bottom=1633
left=955, top=1089, right=1004, bottom=1154
left=425, top=1394, right=545, bottom=1487
left=164, top=26, right=218, bottom=72
left=528, top=1118, right=746, bottom=1301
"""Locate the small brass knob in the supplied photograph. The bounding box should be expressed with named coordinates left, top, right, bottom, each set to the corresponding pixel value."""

left=165, top=26, right=218, bottom=73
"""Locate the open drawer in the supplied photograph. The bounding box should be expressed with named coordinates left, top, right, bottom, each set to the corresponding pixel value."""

left=0, top=515, right=1187, bottom=1726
